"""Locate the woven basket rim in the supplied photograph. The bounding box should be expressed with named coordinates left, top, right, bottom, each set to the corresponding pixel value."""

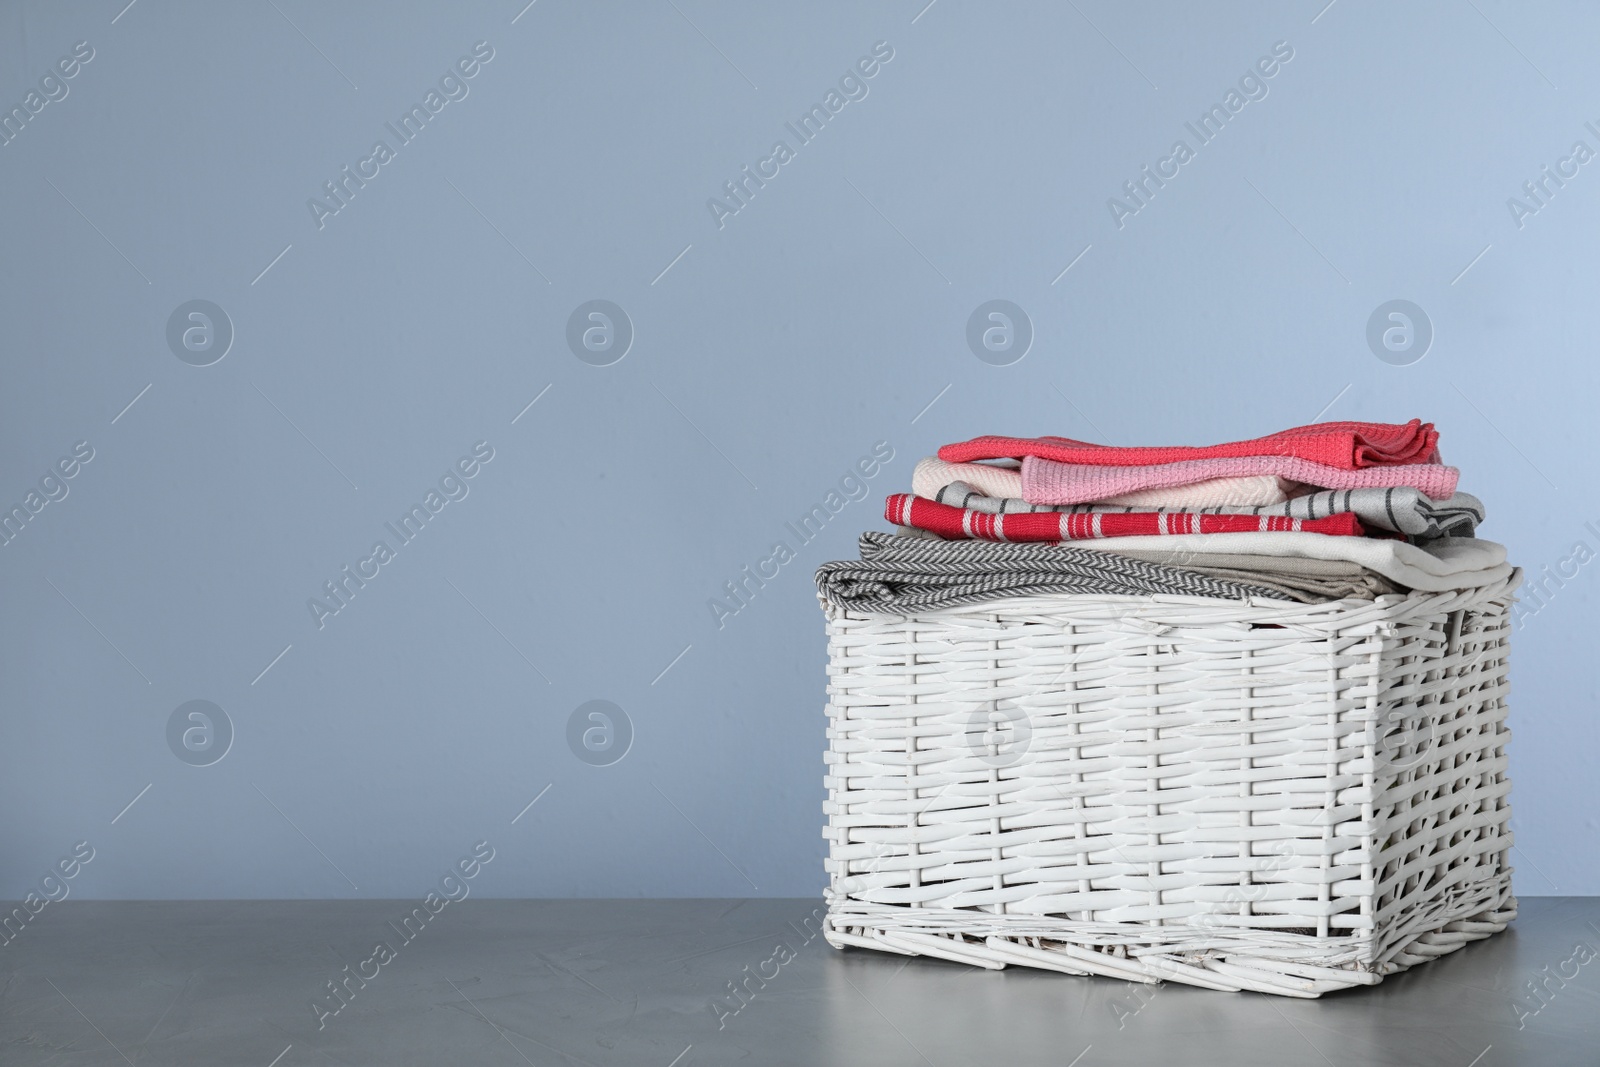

left=823, top=570, right=1518, bottom=629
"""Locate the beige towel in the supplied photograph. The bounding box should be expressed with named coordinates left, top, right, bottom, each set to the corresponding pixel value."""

left=911, top=457, right=1296, bottom=508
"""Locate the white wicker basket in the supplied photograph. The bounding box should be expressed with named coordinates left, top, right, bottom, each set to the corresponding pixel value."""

left=821, top=575, right=1519, bottom=996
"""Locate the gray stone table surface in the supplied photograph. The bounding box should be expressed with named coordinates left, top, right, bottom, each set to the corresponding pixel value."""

left=1, top=898, right=1596, bottom=1066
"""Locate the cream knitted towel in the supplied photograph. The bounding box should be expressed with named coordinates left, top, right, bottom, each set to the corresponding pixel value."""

left=912, top=457, right=1295, bottom=508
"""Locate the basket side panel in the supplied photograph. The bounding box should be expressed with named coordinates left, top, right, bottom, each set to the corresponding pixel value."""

left=1367, top=590, right=1516, bottom=966
left=823, top=601, right=1387, bottom=964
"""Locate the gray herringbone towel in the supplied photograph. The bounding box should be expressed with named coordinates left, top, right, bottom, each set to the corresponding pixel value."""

left=816, top=532, right=1298, bottom=614
left=1109, top=548, right=1403, bottom=601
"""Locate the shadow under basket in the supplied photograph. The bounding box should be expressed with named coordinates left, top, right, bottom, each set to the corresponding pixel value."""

left=819, top=575, right=1519, bottom=996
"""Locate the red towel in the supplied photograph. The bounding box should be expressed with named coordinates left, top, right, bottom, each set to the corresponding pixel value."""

left=938, top=420, right=1440, bottom=471
left=887, top=494, right=1366, bottom=543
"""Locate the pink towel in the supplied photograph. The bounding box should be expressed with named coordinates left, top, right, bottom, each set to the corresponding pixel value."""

left=941, top=420, right=1441, bottom=470
left=912, top=457, right=1300, bottom=508
left=1022, top=454, right=1458, bottom=505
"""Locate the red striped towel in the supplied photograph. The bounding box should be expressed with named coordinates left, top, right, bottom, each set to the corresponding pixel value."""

left=886, top=494, right=1366, bottom=543
left=938, top=420, right=1439, bottom=470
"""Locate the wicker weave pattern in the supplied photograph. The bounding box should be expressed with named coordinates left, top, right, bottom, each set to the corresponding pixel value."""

left=821, top=578, right=1517, bottom=996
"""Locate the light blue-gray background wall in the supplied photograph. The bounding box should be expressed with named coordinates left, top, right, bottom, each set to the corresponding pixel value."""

left=2, top=0, right=1594, bottom=900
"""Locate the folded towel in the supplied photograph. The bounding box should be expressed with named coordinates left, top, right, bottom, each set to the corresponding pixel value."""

left=887, top=493, right=1365, bottom=542
left=1097, top=477, right=1300, bottom=508
left=939, top=419, right=1440, bottom=469
left=931, top=481, right=1484, bottom=540
left=1022, top=454, right=1459, bottom=505
left=1068, top=533, right=1514, bottom=592
left=1105, top=548, right=1405, bottom=601
left=891, top=529, right=1408, bottom=601
left=912, top=457, right=1298, bottom=508
left=816, top=531, right=1301, bottom=614
left=912, top=456, right=1024, bottom=500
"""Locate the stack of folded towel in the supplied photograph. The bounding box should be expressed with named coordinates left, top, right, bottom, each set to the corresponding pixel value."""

left=817, top=420, right=1516, bottom=613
